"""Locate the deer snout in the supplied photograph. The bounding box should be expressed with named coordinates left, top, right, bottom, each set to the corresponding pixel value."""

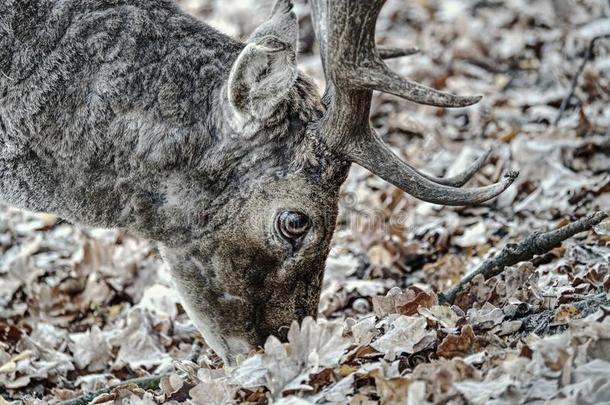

left=251, top=292, right=318, bottom=347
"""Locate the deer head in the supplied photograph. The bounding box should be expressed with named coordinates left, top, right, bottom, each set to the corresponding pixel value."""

left=163, top=0, right=517, bottom=364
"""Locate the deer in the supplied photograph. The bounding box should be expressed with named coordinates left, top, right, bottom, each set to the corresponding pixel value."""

left=0, top=0, right=517, bottom=364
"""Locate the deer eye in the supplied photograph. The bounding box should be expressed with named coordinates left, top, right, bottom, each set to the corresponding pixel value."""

left=276, top=211, right=311, bottom=240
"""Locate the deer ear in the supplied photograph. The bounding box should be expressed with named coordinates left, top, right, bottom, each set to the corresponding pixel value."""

left=227, top=0, right=298, bottom=122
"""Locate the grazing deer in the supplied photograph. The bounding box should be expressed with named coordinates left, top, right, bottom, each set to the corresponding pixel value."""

left=0, top=0, right=517, bottom=363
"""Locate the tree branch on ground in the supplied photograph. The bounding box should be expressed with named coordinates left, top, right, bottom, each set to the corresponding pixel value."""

left=520, top=292, right=608, bottom=336
left=439, top=211, right=608, bottom=305
left=57, top=374, right=169, bottom=405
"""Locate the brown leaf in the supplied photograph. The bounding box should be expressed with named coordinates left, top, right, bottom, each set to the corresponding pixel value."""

left=417, top=305, right=462, bottom=329
left=370, top=368, right=410, bottom=405
left=372, top=287, right=438, bottom=317
left=0, top=323, right=24, bottom=345
left=437, top=325, right=479, bottom=359
left=309, top=367, right=334, bottom=392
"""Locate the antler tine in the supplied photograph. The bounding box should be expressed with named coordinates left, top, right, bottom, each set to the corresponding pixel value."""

left=309, top=0, right=518, bottom=205
left=352, top=131, right=518, bottom=205
left=420, top=147, right=492, bottom=187
left=310, top=0, right=480, bottom=110
left=378, top=46, right=420, bottom=60
left=310, top=0, right=483, bottom=149
left=351, top=65, right=483, bottom=108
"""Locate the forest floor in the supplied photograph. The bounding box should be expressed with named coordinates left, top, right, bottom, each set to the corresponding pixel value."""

left=1, top=0, right=609, bottom=404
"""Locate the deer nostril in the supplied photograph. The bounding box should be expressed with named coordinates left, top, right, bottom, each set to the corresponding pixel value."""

left=294, top=306, right=307, bottom=319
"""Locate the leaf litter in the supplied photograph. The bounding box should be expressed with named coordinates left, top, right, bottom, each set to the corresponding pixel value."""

left=1, top=0, right=609, bottom=403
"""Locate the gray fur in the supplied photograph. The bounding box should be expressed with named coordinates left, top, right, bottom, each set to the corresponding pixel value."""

left=0, top=0, right=348, bottom=362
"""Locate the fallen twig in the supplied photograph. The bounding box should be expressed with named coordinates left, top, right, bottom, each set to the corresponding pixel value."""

left=57, top=374, right=168, bottom=405
left=520, top=293, right=609, bottom=336
left=439, top=211, right=608, bottom=305
left=555, top=34, right=610, bottom=125
left=57, top=341, right=206, bottom=405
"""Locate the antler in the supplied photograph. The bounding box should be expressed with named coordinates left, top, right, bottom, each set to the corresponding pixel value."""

left=309, top=0, right=517, bottom=205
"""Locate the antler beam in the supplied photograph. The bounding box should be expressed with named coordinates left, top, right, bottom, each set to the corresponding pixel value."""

left=310, top=0, right=518, bottom=205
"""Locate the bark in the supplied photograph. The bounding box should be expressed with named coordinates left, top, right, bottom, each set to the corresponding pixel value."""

left=440, top=211, right=608, bottom=305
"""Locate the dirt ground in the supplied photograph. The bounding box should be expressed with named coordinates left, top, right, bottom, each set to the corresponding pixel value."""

left=1, top=0, right=609, bottom=404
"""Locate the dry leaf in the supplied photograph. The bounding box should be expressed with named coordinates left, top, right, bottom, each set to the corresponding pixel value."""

left=437, top=325, right=478, bottom=359
left=371, top=316, right=437, bottom=360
